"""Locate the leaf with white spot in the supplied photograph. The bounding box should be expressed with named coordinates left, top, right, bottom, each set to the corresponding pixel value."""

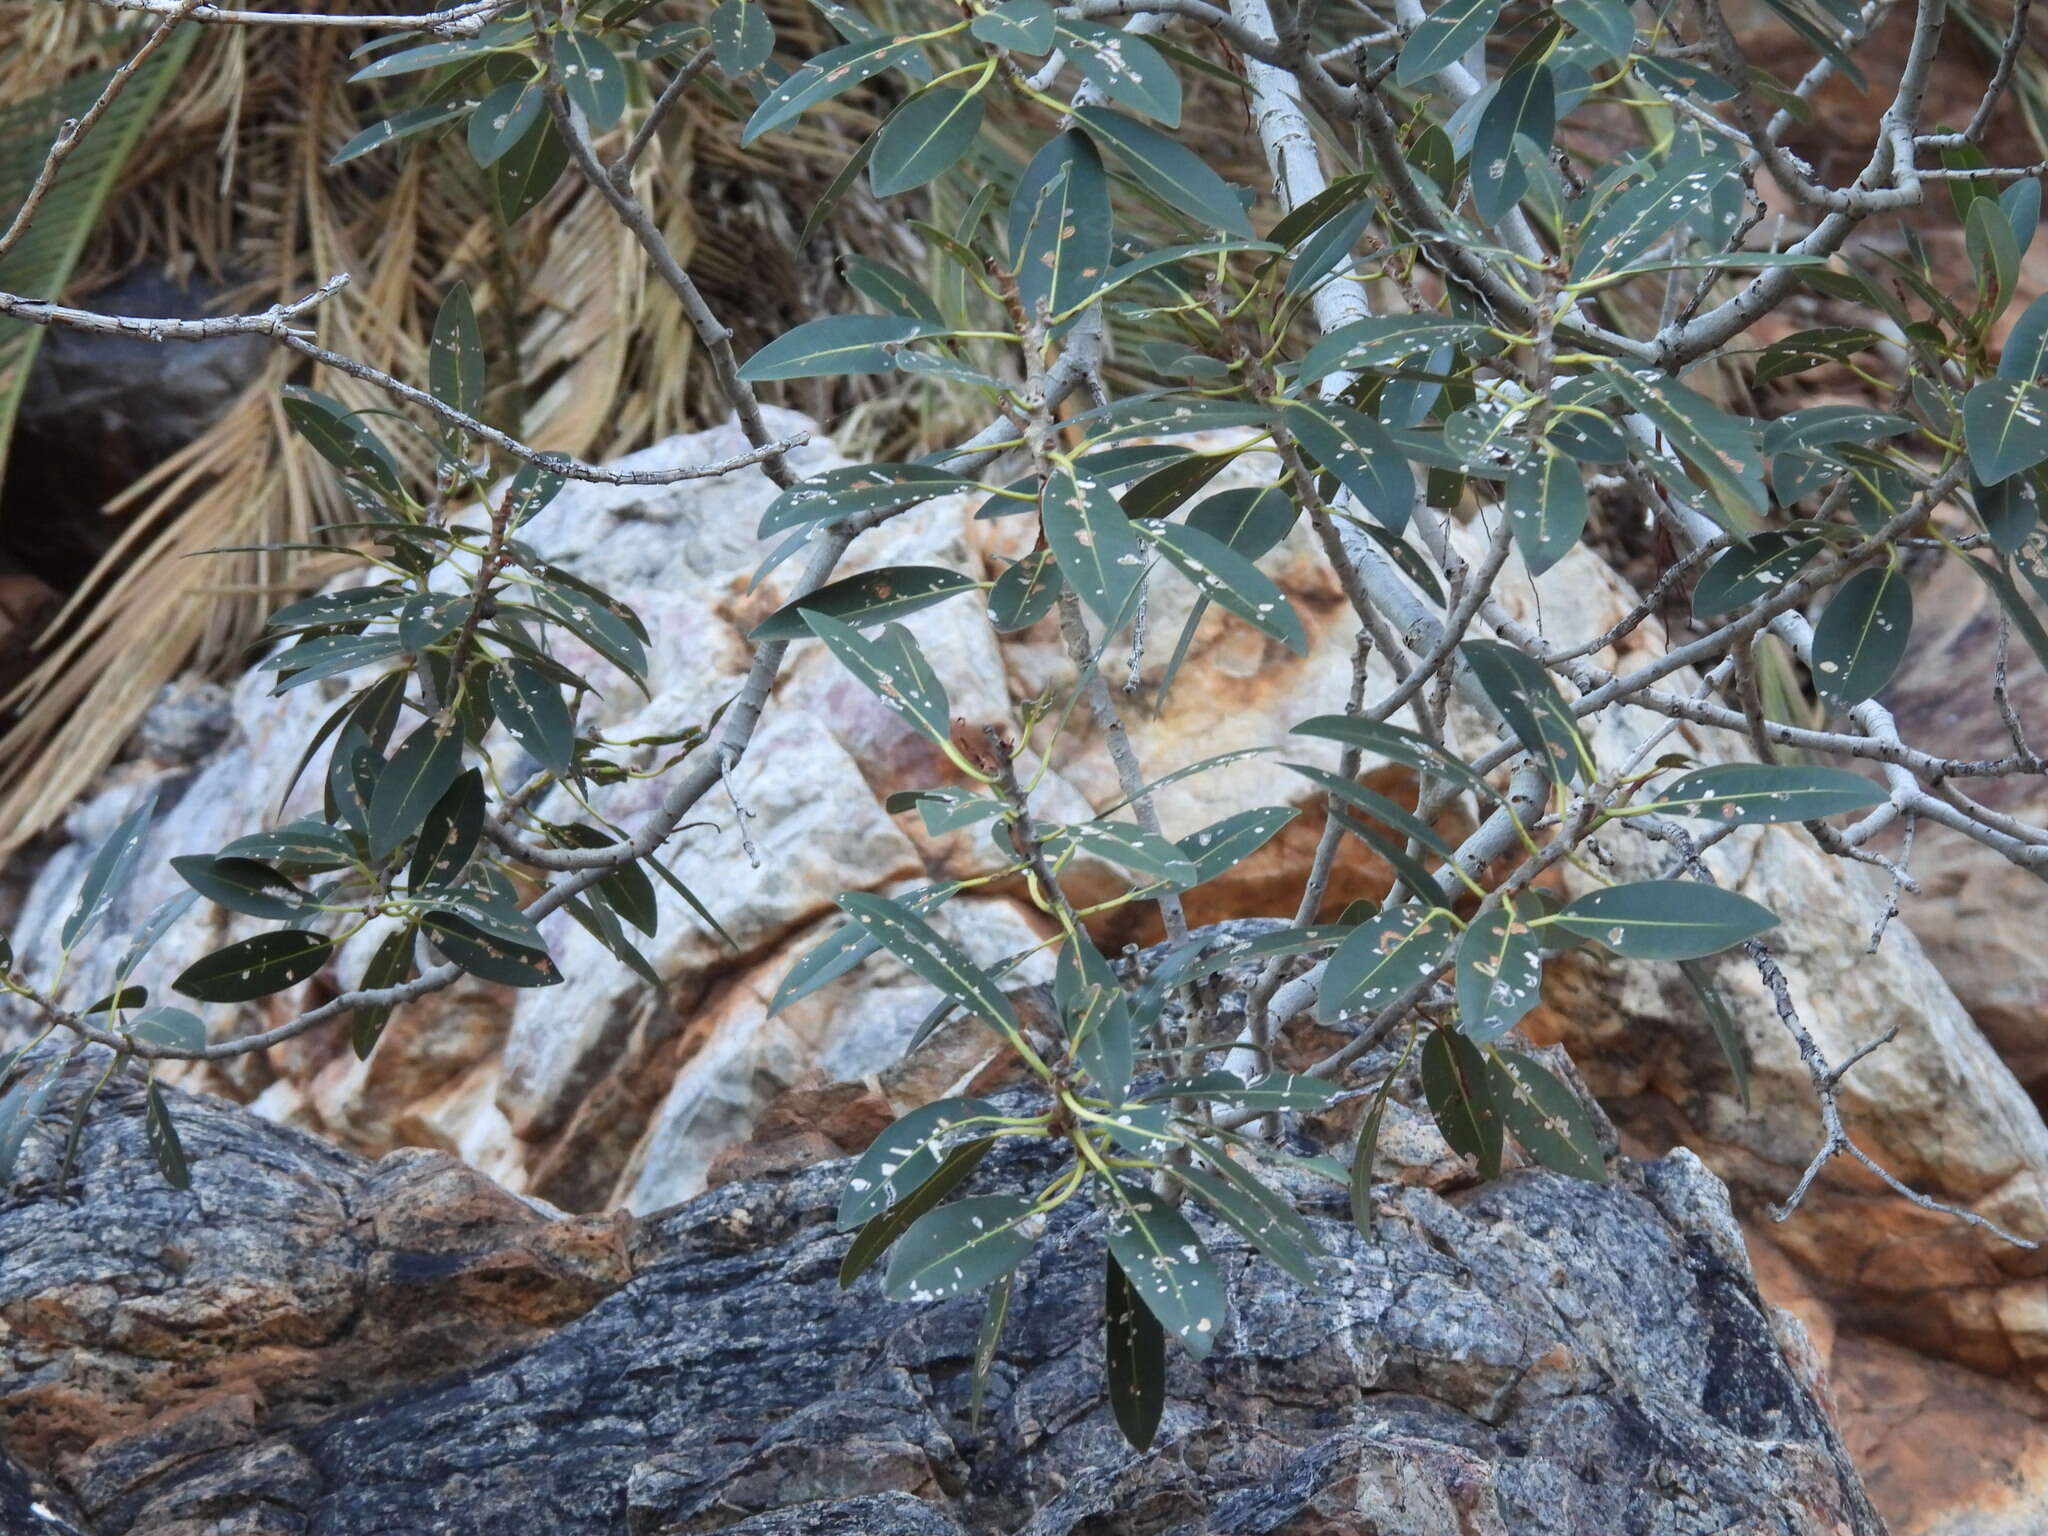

left=1318, top=908, right=1454, bottom=1023
left=805, top=613, right=953, bottom=746
left=1133, top=518, right=1305, bottom=653
left=882, top=1192, right=1040, bottom=1302
left=1041, top=465, right=1147, bottom=625
left=174, top=930, right=333, bottom=1003
left=752, top=565, right=977, bottom=640
left=1650, top=763, right=1884, bottom=824
left=61, top=796, right=156, bottom=950
left=1175, top=806, right=1297, bottom=884
left=1421, top=1028, right=1502, bottom=1178
left=1105, top=1252, right=1165, bottom=1449
left=1486, top=1048, right=1604, bottom=1181
left=1554, top=880, right=1777, bottom=960
left=1460, top=639, right=1591, bottom=786
left=1455, top=904, right=1544, bottom=1044
left=1809, top=563, right=1913, bottom=708
left=1103, top=1179, right=1228, bottom=1359
left=838, top=891, right=1021, bottom=1044
left=838, top=1096, right=998, bottom=1229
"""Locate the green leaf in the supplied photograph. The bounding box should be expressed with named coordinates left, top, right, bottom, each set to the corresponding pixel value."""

left=429, top=282, right=485, bottom=444
left=262, top=634, right=408, bottom=693
left=1397, top=0, right=1505, bottom=85
left=838, top=1096, right=998, bottom=1229
left=81, top=986, right=144, bottom=1015
left=742, top=35, right=926, bottom=144
left=554, top=30, right=627, bottom=129
left=1609, top=369, right=1765, bottom=529
left=1042, top=465, right=1147, bottom=625
left=871, top=86, right=985, bottom=197
left=407, top=769, right=486, bottom=892
left=882, top=1191, right=1040, bottom=1301
left=126, top=1005, right=206, bottom=1053
left=367, top=721, right=464, bottom=862
left=1059, top=22, right=1180, bottom=125
left=485, top=112, right=570, bottom=224
left=710, top=1, right=775, bottom=75
left=1554, top=879, right=1777, bottom=960
left=1294, top=314, right=1491, bottom=389
left=761, top=463, right=969, bottom=535
left=1964, top=377, right=2048, bottom=484
left=1486, top=1048, right=1604, bottom=1180
left=1073, top=107, right=1252, bottom=237
left=1134, top=519, right=1305, bottom=653
left=1691, top=533, right=1822, bottom=617
left=1420, top=1028, right=1502, bottom=1177
left=1180, top=1145, right=1329, bottom=1283
left=837, top=891, right=1021, bottom=1042
left=1291, top=716, right=1499, bottom=803
left=988, top=549, right=1063, bottom=632
left=1177, top=806, right=1297, bottom=883
left=1276, top=398, right=1413, bottom=533
left=1460, top=638, right=1590, bottom=785
left=332, top=97, right=478, bottom=165
left=0, top=1063, right=59, bottom=1186
left=846, top=256, right=945, bottom=325
left=467, top=77, right=545, bottom=167
left=1572, top=158, right=1731, bottom=283
left=804, top=613, right=953, bottom=745
left=1054, top=820, right=1199, bottom=889
left=144, top=1081, right=192, bottom=1190
left=174, top=930, right=333, bottom=1003
left=752, top=565, right=977, bottom=640
left=1680, top=958, right=1749, bottom=1110
left=1967, top=194, right=2022, bottom=320
left=1185, top=485, right=1296, bottom=560
left=1104, top=1179, right=1227, bottom=1358
left=489, top=661, right=576, bottom=775
left=738, top=314, right=943, bottom=381
left=971, top=1268, right=1013, bottom=1425
left=1651, top=763, right=1884, bottom=824
left=349, top=26, right=523, bottom=80
left=504, top=459, right=566, bottom=529
left=1349, top=1066, right=1399, bottom=1239
left=528, top=578, right=648, bottom=684
left=1106, top=1252, right=1166, bottom=1449
left=842, top=1137, right=994, bottom=1286
left=1319, top=908, right=1455, bottom=1022
left=1556, top=0, right=1635, bottom=60
left=1054, top=936, right=1134, bottom=1098
left=1010, top=130, right=1114, bottom=325
left=1505, top=448, right=1588, bottom=576
left=1284, top=762, right=1458, bottom=863
left=1809, top=563, right=1913, bottom=708
left=395, top=594, right=467, bottom=652
left=971, top=0, right=1054, bottom=52
left=351, top=923, right=416, bottom=1060
left=1471, top=63, right=1554, bottom=225
left=1455, top=904, right=1544, bottom=1044
left=61, top=796, right=155, bottom=950
left=422, top=910, right=563, bottom=987
left=170, top=856, right=314, bottom=922
left=281, top=386, right=403, bottom=501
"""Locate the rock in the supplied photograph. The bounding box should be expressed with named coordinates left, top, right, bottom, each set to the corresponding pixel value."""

left=5, top=413, right=2048, bottom=1530
left=1, top=270, right=268, bottom=589
left=1876, top=555, right=2048, bottom=1098
left=0, top=1059, right=1883, bottom=1536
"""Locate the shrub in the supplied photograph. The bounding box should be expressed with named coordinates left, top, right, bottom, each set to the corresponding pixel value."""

left=4, top=0, right=2046, bottom=1449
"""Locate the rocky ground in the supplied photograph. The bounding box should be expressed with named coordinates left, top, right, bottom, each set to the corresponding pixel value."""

left=0, top=1037, right=1884, bottom=1536
left=2, top=412, right=2045, bottom=1530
